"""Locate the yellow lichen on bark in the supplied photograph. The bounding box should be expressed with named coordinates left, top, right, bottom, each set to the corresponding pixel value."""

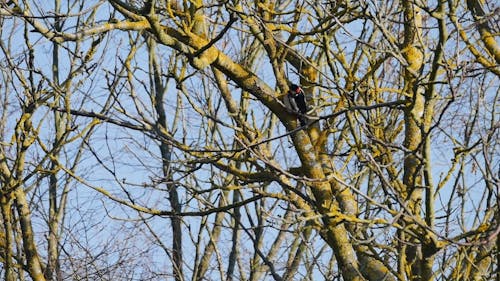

left=402, top=46, right=424, bottom=76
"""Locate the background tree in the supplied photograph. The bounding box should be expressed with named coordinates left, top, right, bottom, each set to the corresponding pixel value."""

left=0, top=0, right=498, bottom=280
left=1, top=1, right=156, bottom=280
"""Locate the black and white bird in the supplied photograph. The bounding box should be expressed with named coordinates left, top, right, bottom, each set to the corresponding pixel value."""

left=287, top=84, right=308, bottom=126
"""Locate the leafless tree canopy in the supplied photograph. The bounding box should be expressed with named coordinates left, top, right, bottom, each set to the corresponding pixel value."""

left=0, top=0, right=498, bottom=280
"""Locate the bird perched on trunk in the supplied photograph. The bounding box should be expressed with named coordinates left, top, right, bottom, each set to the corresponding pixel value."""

left=286, top=84, right=309, bottom=127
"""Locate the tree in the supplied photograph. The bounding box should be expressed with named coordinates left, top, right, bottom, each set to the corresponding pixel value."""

left=0, top=1, right=149, bottom=280
left=0, top=0, right=498, bottom=280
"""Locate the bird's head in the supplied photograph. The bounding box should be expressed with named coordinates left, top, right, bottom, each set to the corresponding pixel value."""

left=289, top=84, right=302, bottom=95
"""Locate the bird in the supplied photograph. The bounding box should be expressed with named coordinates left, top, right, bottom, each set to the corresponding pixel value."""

left=287, top=84, right=309, bottom=126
